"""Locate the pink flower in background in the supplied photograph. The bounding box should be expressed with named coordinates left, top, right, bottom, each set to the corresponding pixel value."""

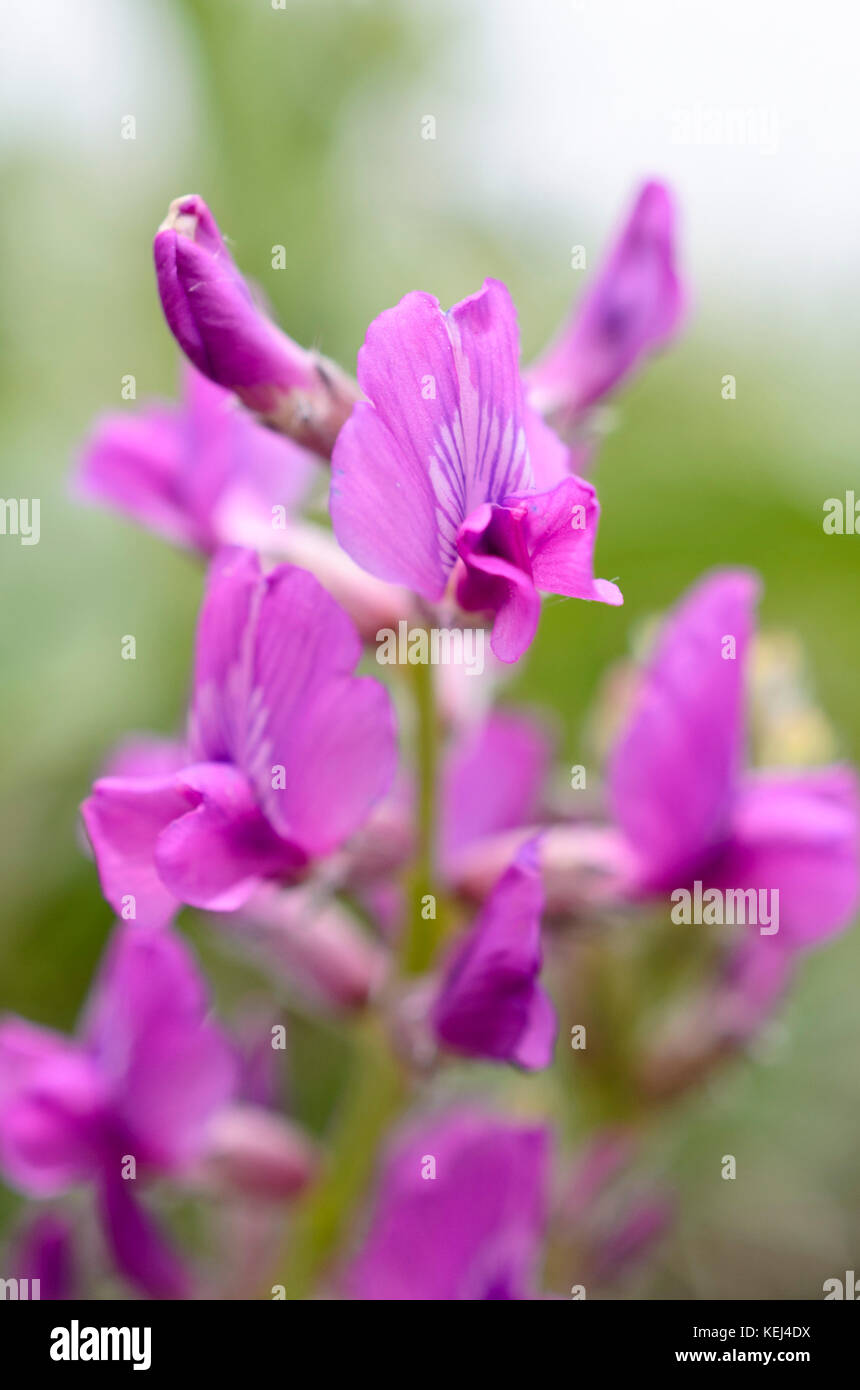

left=76, top=363, right=411, bottom=640
left=344, top=1108, right=551, bottom=1300
left=330, top=278, right=622, bottom=662
left=76, top=365, right=317, bottom=553
left=432, top=839, right=557, bottom=1070
left=608, top=569, right=860, bottom=945
left=439, top=709, right=552, bottom=879
left=526, top=180, right=684, bottom=430
left=0, top=925, right=236, bottom=1297
left=82, top=549, right=397, bottom=928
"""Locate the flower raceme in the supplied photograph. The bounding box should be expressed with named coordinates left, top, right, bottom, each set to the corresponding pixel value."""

left=81, top=549, right=397, bottom=928
left=330, top=277, right=622, bottom=663
left=154, top=195, right=360, bottom=458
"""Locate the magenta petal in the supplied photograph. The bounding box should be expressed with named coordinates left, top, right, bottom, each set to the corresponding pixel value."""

left=440, top=711, right=552, bottom=876
left=14, top=1213, right=76, bottom=1300
left=527, top=180, right=684, bottom=421
left=455, top=502, right=540, bottom=663
left=154, top=195, right=317, bottom=408
left=81, top=775, right=190, bottom=929
left=84, top=924, right=237, bottom=1171
left=155, top=762, right=302, bottom=913
left=344, top=1108, right=551, bottom=1300
left=188, top=547, right=261, bottom=764
left=505, top=474, right=623, bottom=606
left=98, top=1173, right=191, bottom=1299
left=0, top=1020, right=106, bottom=1196
left=713, top=767, right=860, bottom=947
left=232, top=559, right=397, bottom=854
left=608, top=569, right=760, bottom=889
left=189, top=550, right=396, bottom=855
left=331, top=279, right=532, bottom=597
left=101, top=736, right=188, bottom=781
left=75, top=405, right=200, bottom=548
left=433, top=840, right=556, bottom=1070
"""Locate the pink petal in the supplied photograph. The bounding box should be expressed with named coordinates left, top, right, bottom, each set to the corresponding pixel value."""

left=714, top=766, right=860, bottom=947
left=608, top=569, right=760, bottom=889
left=527, top=180, right=684, bottom=422
left=331, top=279, right=532, bottom=597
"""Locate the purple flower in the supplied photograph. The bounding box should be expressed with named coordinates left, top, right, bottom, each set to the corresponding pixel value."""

left=608, top=569, right=860, bottom=945
left=82, top=549, right=397, bottom=928
left=343, top=1108, right=551, bottom=1300
left=76, top=364, right=317, bottom=553
left=154, top=195, right=359, bottom=457
left=0, top=924, right=237, bottom=1297
left=330, top=278, right=622, bottom=663
left=432, top=839, right=557, bottom=1070
left=526, top=180, right=684, bottom=429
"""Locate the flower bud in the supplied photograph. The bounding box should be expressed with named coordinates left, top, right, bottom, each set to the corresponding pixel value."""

left=154, top=195, right=359, bottom=457
left=204, top=1104, right=316, bottom=1200
left=222, top=884, right=389, bottom=1011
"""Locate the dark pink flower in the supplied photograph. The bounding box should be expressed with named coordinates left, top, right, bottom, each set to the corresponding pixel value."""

left=330, top=279, right=621, bottom=662
left=343, top=1108, right=551, bottom=1299
left=82, top=550, right=397, bottom=927
left=608, top=569, right=859, bottom=945
left=76, top=365, right=316, bottom=552
left=0, top=924, right=237, bottom=1297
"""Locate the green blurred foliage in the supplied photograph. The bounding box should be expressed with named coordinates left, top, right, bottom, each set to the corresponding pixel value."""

left=0, top=0, right=857, bottom=1295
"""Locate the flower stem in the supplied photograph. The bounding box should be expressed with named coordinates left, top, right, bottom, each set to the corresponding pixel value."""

left=275, top=1015, right=407, bottom=1299
left=400, top=654, right=443, bottom=975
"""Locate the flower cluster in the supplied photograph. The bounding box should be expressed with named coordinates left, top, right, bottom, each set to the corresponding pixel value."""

left=1, top=182, right=856, bottom=1300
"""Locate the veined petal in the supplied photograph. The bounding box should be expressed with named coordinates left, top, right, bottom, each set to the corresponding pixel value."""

left=331, top=280, right=532, bottom=596
left=191, top=552, right=397, bottom=855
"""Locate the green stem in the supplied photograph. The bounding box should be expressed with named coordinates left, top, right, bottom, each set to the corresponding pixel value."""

left=400, top=654, right=443, bottom=975
left=275, top=1015, right=407, bottom=1299
left=272, top=652, right=443, bottom=1297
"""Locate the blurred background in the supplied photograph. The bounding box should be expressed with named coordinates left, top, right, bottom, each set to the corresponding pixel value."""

left=1, top=0, right=858, bottom=1297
